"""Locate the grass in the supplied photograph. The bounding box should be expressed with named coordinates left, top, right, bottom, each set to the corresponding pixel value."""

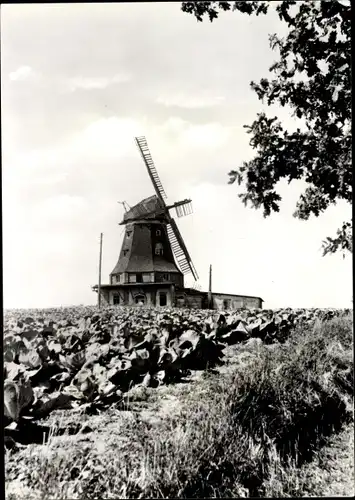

left=5, top=314, right=353, bottom=498
left=262, top=422, right=354, bottom=497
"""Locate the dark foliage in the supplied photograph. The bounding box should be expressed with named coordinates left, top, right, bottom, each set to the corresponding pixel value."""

left=182, top=1, right=352, bottom=256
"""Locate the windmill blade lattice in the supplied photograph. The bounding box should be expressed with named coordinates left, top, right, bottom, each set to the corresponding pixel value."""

left=175, top=201, right=193, bottom=217
left=135, top=136, right=167, bottom=202
left=167, top=219, right=199, bottom=281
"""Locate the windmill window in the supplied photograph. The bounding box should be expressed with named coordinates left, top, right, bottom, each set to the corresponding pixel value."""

left=123, top=249, right=129, bottom=256
left=223, top=299, right=231, bottom=309
left=115, top=274, right=121, bottom=283
left=170, top=273, right=181, bottom=284
left=143, top=273, right=152, bottom=283
left=156, top=229, right=161, bottom=236
left=155, top=242, right=163, bottom=255
left=126, top=231, right=132, bottom=238
left=129, top=274, right=137, bottom=283
left=136, top=273, right=143, bottom=283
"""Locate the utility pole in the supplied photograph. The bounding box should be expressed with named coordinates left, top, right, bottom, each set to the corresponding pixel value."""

left=208, top=264, right=212, bottom=309
left=98, top=233, right=103, bottom=308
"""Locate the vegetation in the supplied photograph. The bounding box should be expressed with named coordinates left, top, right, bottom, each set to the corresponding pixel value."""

left=5, top=307, right=353, bottom=498
left=4, top=306, right=349, bottom=421
left=181, top=0, right=352, bottom=257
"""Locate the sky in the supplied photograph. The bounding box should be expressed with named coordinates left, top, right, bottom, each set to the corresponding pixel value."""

left=2, top=2, right=352, bottom=310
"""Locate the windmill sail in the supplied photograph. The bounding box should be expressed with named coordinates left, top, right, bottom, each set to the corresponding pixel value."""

left=175, top=200, right=193, bottom=217
left=135, top=135, right=199, bottom=281
left=135, top=136, right=167, bottom=202
left=167, top=218, right=199, bottom=281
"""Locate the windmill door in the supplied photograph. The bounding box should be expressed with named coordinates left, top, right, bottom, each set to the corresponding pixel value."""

left=159, top=292, right=167, bottom=307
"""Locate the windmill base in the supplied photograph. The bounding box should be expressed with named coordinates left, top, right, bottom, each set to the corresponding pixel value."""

left=92, top=283, right=263, bottom=310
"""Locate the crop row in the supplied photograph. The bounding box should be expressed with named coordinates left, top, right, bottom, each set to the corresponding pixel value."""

left=4, top=306, right=350, bottom=425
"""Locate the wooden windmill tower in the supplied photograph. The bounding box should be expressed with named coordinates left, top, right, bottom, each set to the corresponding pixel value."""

left=98, top=136, right=199, bottom=307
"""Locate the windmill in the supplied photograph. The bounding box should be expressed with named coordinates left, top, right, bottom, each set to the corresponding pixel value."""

left=106, top=136, right=198, bottom=307
left=93, top=136, right=264, bottom=309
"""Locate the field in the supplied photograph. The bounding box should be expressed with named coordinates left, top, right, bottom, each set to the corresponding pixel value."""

left=4, top=306, right=354, bottom=498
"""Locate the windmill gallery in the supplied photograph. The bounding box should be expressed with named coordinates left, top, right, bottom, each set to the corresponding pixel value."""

left=93, top=137, right=263, bottom=311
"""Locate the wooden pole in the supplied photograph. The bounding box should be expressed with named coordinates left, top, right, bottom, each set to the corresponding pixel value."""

left=98, top=233, right=103, bottom=308
left=208, top=264, right=212, bottom=309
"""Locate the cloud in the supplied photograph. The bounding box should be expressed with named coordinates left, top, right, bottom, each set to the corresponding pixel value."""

left=9, top=65, right=38, bottom=81
left=26, top=195, right=88, bottom=234
left=156, top=92, right=225, bottom=109
left=158, top=117, right=232, bottom=149
left=36, top=193, right=86, bottom=216
left=62, top=73, right=131, bottom=92
left=30, top=171, right=69, bottom=186
left=183, top=122, right=232, bottom=149
left=2, top=115, right=153, bottom=224
left=77, top=116, right=143, bottom=151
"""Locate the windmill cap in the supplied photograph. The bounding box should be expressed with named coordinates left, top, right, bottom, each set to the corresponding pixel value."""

left=121, top=195, right=166, bottom=224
